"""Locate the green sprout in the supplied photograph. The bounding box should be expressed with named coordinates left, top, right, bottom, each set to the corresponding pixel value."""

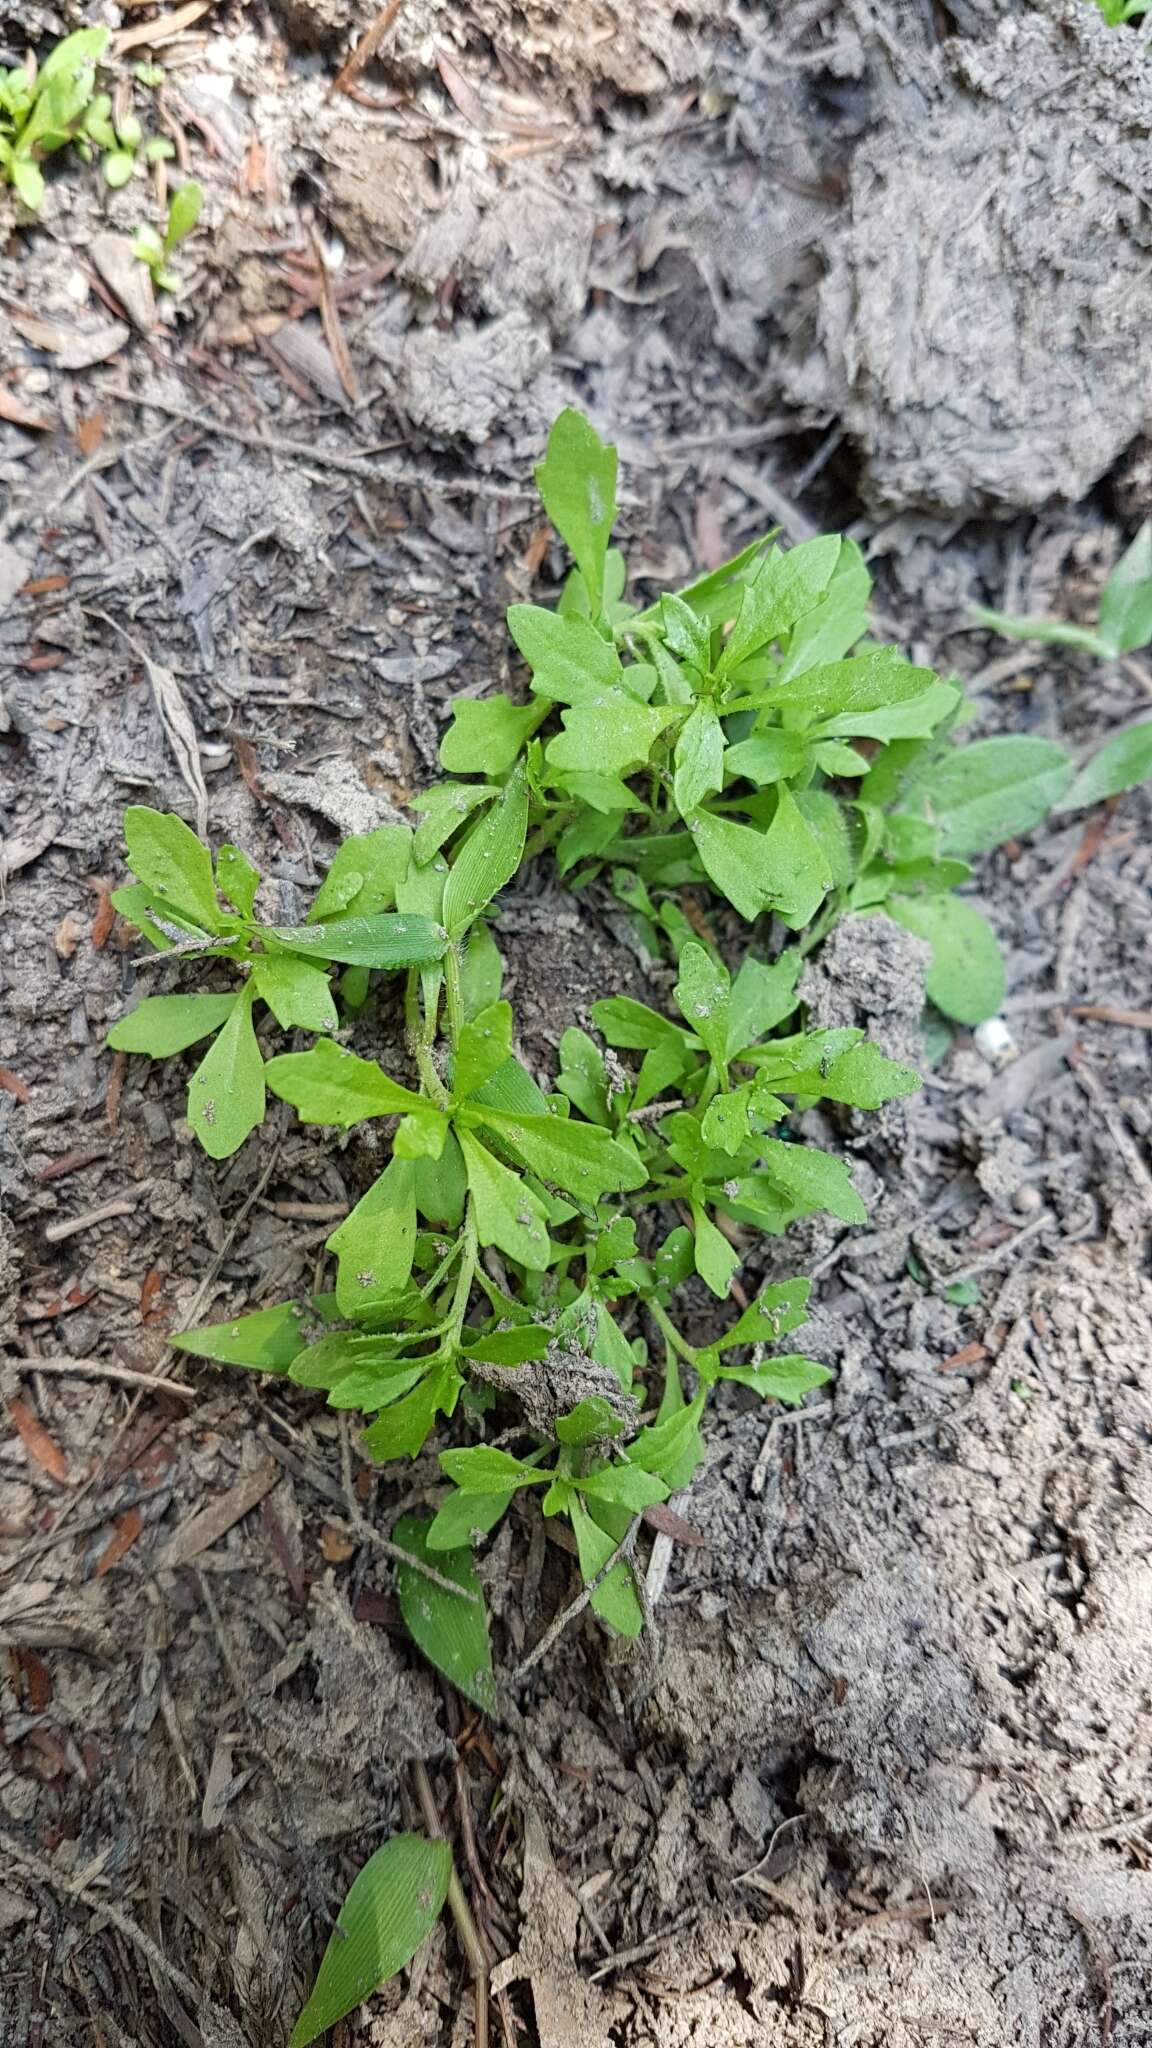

left=132, top=179, right=203, bottom=291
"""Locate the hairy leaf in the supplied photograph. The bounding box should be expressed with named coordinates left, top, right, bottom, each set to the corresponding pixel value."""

left=1057, top=720, right=1152, bottom=812
left=926, top=737, right=1072, bottom=855
left=888, top=894, right=1005, bottom=1026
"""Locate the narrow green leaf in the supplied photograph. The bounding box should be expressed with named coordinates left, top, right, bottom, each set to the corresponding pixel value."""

left=440, top=1444, right=547, bottom=1492
left=759, top=784, right=834, bottom=929
left=555, top=1397, right=624, bottom=1446
left=765, top=649, right=938, bottom=729
left=474, top=1108, right=646, bottom=1199
left=442, top=766, right=528, bottom=939
left=970, top=605, right=1109, bottom=656
left=412, top=783, right=495, bottom=865
left=164, top=178, right=202, bottom=252
left=459, top=1131, right=551, bottom=1269
left=888, top=894, right=1005, bottom=1026
left=170, top=1299, right=314, bottom=1373
left=672, top=942, right=730, bottom=1067
left=265, top=913, right=446, bottom=969
left=507, top=604, right=622, bottom=704
left=426, top=1487, right=516, bottom=1550
left=462, top=1324, right=551, bottom=1365
left=590, top=996, right=686, bottom=1051
left=759, top=1137, right=867, bottom=1223
left=534, top=408, right=618, bottom=618
left=726, top=952, right=801, bottom=1056
left=777, top=537, right=872, bottom=680
left=557, top=1027, right=610, bottom=1125
left=310, top=826, right=413, bottom=921
left=673, top=704, right=724, bottom=816
left=253, top=956, right=339, bottom=1033
left=265, top=1040, right=426, bottom=1125
left=1057, top=720, right=1152, bottom=812
left=216, top=844, right=260, bottom=917
left=580, top=1461, right=666, bottom=1510
left=723, top=729, right=809, bottom=785
left=718, top=1355, right=832, bottom=1401
left=716, top=535, right=841, bottom=677
left=186, top=982, right=265, bottom=1158
left=393, top=1513, right=495, bottom=1712
left=107, top=993, right=237, bottom=1057
left=1096, top=522, right=1152, bottom=655
left=691, top=1199, right=740, bottom=1298
left=720, top=1277, right=811, bottom=1350
left=328, top=1157, right=417, bottom=1317
left=361, top=1359, right=462, bottom=1461
left=123, top=806, right=221, bottom=931
left=687, top=809, right=775, bottom=922
left=288, top=1835, right=452, bottom=2048
left=452, top=1001, right=514, bottom=1098
left=569, top=1497, right=642, bottom=1636
left=927, top=736, right=1073, bottom=854
left=440, top=694, right=547, bottom=774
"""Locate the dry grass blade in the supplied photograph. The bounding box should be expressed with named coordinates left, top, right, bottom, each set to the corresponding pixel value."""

left=91, top=610, right=208, bottom=836
left=309, top=230, right=360, bottom=404
left=113, top=0, right=214, bottom=54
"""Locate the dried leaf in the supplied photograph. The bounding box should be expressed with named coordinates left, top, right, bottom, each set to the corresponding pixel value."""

left=54, top=913, right=82, bottom=960
left=90, top=233, right=156, bottom=333
left=9, top=1399, right=69, bottom=1483
left=95, top=1507, right=143, bottom=1576
left=112, top=0, right=213, bottom=55
left=93, top=612, right=208, bottom=835
left=0, top=387, right=53, bottom=432
left=0, top=1068, right=30, bottom=1103
left=320, top=1524, right=356, bottom=1563
left=9, top=312, right=130, bottom=370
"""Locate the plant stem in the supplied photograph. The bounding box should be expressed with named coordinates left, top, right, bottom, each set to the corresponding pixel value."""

left=648, top=1298, right=698, bottom=1365
left=444, top=940, right=465, bottom=1050
left=411, top=1759, right=490, bottom=2048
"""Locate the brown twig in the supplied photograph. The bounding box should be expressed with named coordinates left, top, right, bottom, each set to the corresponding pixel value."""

left=1069, top=1004, right=1152, bottom=1030
left=328, top=0, right=407, bottom=98
left=412, top=1759, right=490, bottom=2048
left=20, top=1356, right=196, bottom=1398
left=513, top=1517, right=640, bottom=1680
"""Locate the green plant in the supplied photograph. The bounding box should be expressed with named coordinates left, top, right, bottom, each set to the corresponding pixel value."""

left=0, top=27, right=174, bottom=209
left=132, top=178, right=202, bottom=290
left=1090, top=0, right=1151, bottom=21
left=108, top=409, right=1145, bottom=1665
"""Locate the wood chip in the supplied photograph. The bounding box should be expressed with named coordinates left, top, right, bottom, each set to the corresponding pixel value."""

left=1, top=814, right=61, bottom=886
left=89, top=233, right=156, bottom=334
left=0, top=1067, right=29, bottom=1103
left=8, top=1399, right=69, bottom=1484
left=8, top=311, right=131, bottom=370
left=157, top=1460, right=279, bottom=1569
left=329, top=0, right=407, bottom=99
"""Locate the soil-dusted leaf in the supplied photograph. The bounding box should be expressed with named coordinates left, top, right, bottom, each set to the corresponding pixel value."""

left=926, top=736, right=1073, bottom=855
left=718, top=1354, right=832, bottom=1401
left=569, top=1497, right=642, bottom=1636
left=716, top=535, right=841, bottom=678
left=171, top=1299, right=313, bottom=1373
left=473, top=1107, right=646, bottom=1200
left=673, top=704, right=724, bottom=816
left=799, top=1040, right=921, bottom=1109
left=393, top=1513, right=495, bottom=1711
left=765, top=649, right=938, bottom=730
left=1057, top=720, right=1152, bottom=812
left=412, top=782, right=496, bottom=865
left=718, top=1276, right=812, bottom=1351
left=590, top=996, right=687, bottom=1051
left=265, top=1040, right=426, bottom=1126
left=108, top=992, right=237, bottom=1057
left=253, top=956, right=339, bottom=1034
left=462, top=1324, right=551, bottom=1365
left=361, top=1358, right=462, bottom=1461
left=758, top=1137, right=867, bottom=1223
left=673, top=942, right=730, bottom=1067
left=723, top=729, right=810, bottom=786
left=310, top=826, right=412, bottom=921
left=687, top=809, right=775, bottom=922
left=888, top=894, right=1005, bottom=1026
left=557, top=1027, right=611, bottom=1124
left=216, top=843, right=260, bottom=917
left=288, top=1834, right=452, bottom=2048
left=690, top=1198, right=740, bottom=1297
left=760, top=784, right=834, bottom=929
left=442, top=765, right=528, bottom=940
left=453, top=1001, right=514, bottom=1098
left=427, top=1487, right=517, bottom=1550
left=440, top=1444, right=548, bottom=1492
left=580, top=1461, right=667, bottom=1511
left=534, top=407, right=618, bottom=618
left=1096, top=521, right=1152, bottom=655
left=555, top=1397, right=624, bottom=1445
left=123, top=806, right=221, bottom=931
left=459, top=1130, right=551, bottom=1269
left=328, top=1156, right=417, bottom=1317
left=546, top=698, right=673, bottom=780
left=507, top=604, right=622, bottom=705
left=726, top=951, right=802, bottom=1056
left=187, top=982, right=265, bottom=1158
left=778, top=537, right=872, bottom=680
left=440, top=693, right=547, bottom=775
left=266, top=913, right=446, bottom=969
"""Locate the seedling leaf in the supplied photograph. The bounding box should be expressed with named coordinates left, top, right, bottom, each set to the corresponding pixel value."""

left=393, top=1512, right=495, bottom=1711
left=288, top=1834, right=452, bottom=2048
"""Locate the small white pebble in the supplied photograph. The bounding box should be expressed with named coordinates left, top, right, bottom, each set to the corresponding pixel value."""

left=974, top=1016, right=1017, bottom=1066
left=1013, top=1185, right=1043, bottom=1214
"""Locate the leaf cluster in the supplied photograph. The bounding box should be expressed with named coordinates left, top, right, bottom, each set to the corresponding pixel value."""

left=0, top=29, right=174, bottom=210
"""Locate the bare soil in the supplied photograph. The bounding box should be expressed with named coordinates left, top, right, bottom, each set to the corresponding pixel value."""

left=2, top=2, right=1151, bottom=2045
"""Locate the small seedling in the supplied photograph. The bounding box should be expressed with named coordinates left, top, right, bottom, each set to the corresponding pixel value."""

left=0, top=27, right=176, bottom=208
left=132, top=179, right=203, bottom=291
left=1091, top=0, right=1151, bottom=20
